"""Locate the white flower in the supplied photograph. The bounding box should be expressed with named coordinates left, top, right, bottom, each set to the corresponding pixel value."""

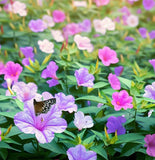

left=12, top=1, right=27, bottom=17
left=38, top=39, right=54, bottom=54
left=51, top=29, right=64, bottom=42
left=102, top=17, right=115, bottom=31
left=42, top=15, right=55, bottom=28
left=73, top=1, right=87, bottom=7
left=74, top=34, right=94, bottom=52
left=93, top=19, right=106, bottom=35
left=74, top=111, right=94, bottom=130
left=126, top=15, right=139, bottom=27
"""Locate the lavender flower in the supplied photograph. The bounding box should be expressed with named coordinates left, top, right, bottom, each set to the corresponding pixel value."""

left=139, top=27, right=147, bottom=38
left=114, top=66, right=124, bottom=76
left=149, top=30, right=155, bottom=39
left=78, top=19, right=91, bottom=32
left=74, top=68, right=95, bottom=88
left=124, top=36, right=135, bottom=41
left=149, top=59, right=155, bottom=71
left=106, top=116, right=126, bottom=135
left=14, top=100, right=67, bottom=144
left=28, top=19, right=47, bottom=32
left=67, top=144, right=97, bottom=160
left=143, top=0, right=154, bottom=10
left=143, top=82, right=155, bottom=100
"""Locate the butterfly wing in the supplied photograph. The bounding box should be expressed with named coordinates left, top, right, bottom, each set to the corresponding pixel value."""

left=33, top=98, right=56, bottom=116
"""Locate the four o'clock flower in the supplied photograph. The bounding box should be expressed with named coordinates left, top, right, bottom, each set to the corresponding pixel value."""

left=51, top=29, right=64, bottom=42
left=98, top=46, right=119, bottom=66
left=42, top=15, right=55, bottom=28
left=139, top=27, right=147, bottom=38
left=38, top=39, right=54, bottom=54
left=143, top=82, right=155, bottom=100
left=67, top=144, right=97, bottom=160
left=74, top=111, right=94, bottom=130
left=14, top=100, right=67, bottom=144
left=149, top=59, right=155, bottom=71
left=94, top=0, right=110, bottom=7
left=114, top=66, right=124, bottom=76
left=53, top=10, right=66, bottom=23
left=3, top=61, right=23, bottom=82
left=74, top=68, right=95, bottom=88
left=112, top=90, right=133, bottom=111
left=126, top=15, right=139, bottom=27
left=108, top=73, right=121, bottom=90
left=144, top=134, right=155, bottom=157
left=74, top=34, right=94, bottom=53
left=143, top=0, right=154, bottom=10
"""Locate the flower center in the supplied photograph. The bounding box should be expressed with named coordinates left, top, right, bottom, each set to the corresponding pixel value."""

left=116, top=101, right=120, bottom=105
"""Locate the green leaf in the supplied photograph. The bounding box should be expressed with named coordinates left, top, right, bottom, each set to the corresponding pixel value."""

left=118, top=77, right=131, bottom=88
left=0, top=95, right=13, bottom=101
left=19, top=133, right=35, bottom=140
left=0, top=111, right=19, bottom=119
left=83, top=135, right=96, bottom=144
left=79, top=106, right=103, bottom=114
left=5, top=126, right=21, bottom=137
left=39, top=139, right=66, bottom=154
left=76, top=96, right=106, bottom=104
left=93, top=82, right=109, bottom=89
left=14, top=99, right=24, bottom=111
left=91, top=130, right=104, bottom=140
left=0, top=148, right=8, bottom=160
left=0, top=141, right=20, bottom=152
left=24, top=143, right=36, bottom=153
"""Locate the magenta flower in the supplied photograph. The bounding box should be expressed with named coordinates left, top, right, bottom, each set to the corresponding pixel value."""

left=98, top=46, right=119, bottom=66
left=11, top=82, right=42, bottom=102
left=3, top=61, right=23, bottom=82
left=112, top=90, right=133, bottom=111
left=55, top=92, right=77, bottom=113
left=144, top=134, right=155, bottom=157
left=52, top=10, right=66, bottom=23
left=0, top=61, right=5, bottom=75
left=149, top=30, right=155, bottom=39
left=94, top=0, right=110, bottom=7
left=143, top=82, right=155, bottom=100
left=149, top=59, right=155, bottom=71
left=41, top=61, right=59, bottom=87
left=14, top=100, right=67, bottom=144
left=28, top=19, right=47, bottom=32
left=20, top=47, right=35, bottom=66
left=106, top=116, right=126, bottom=135
left=74, top=68, right=95, bottom=88
left=125, top=36, right=135, bottom=41
left=108, top=73, right=121, bottom=90
left=139, top=27, right=147, bottom=38
left=67, top=144, right=97, bottom=160
left=74, top=111, right=94, bottom=130
left=143, top=0, right=154, bottom=10
left=114, top=66, right=124, bottom=76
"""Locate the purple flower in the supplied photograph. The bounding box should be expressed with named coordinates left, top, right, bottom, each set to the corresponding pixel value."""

left=74, top=68, right=95, bottom=88
left=41, top=61, right=59, bottom=87
left=11, top=82, right=42, bottom=102
left=106, top=116, right=126, bottom=135
left=114, top=66, right=124, bottom=76
left=144, top=134, right=155, bottom=157
left=14, top=100, right=67, bottom=144
left=0, top=0, right=8, bottom=4
left=143, top=0, right=154, bottom=10
left=20, top=47, right=35, bottom=66
left=108, top=73, right=121, bottom=90
left=149, top=30, right=155, bottom=39
left=139, top=27, right=147, bottom=38
left=3, top=61, right=23, bottom=82
left=119, top=6, right=130, bottom=16
left=137, top=8, right=142, bottom=14
left=55, top=92, right=77, bottom=113
left=78, top=19, right=91, bottom=32
left=28, top=19, right=47, bottom=32
left=67, top=144, right=97, bottom=160
left=143, top=82, right=155, bottom=100
left=74, top=111, right=94, bottom=130
left=124, top=36, right=135, bottom=41
left=149, top=59, right=155, bottom=71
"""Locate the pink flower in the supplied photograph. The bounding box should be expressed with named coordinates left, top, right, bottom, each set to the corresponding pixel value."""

left=38, top=39, right=54, bottom=54
left=0, top=61, right=5, bottom=75
left=98, top=46, right=119, bottom=66
left=144, top=134, right=155, bottom=157
left=94, top=0, right=110, bottom=7
left=74, top=111, right=94, bottom=130
left=12, top=1, right=27, bottom=16
left=3, top=61, right=23, bottom=82
left=126, top=15, right=139, bottom=27
left=42, top=15, right=55, bottom=28
left=53, top=10, right=66, bottom=23
left=149, top=59, right=155, bottom=71
left=93, top=19, right=106, bottom=35
left=108, top=73, right=121, bottom=90
left=74, top=34, right=94, bottom=53
left=143, top=0, right=154, bottom=10
left=112, top=90, right=133, bottom=111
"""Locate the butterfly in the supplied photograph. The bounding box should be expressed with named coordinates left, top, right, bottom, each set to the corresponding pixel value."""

left=33, top=98, right=56, bottom=116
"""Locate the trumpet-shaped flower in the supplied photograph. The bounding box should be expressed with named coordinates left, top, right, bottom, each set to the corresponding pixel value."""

left=94, top=0, right=110, bottom=7
left=126, top=15, right=139, bottom=27
left=98, top=46, right=119, bottom=66
left=38, top=39, right=54, bottom=54
left=149, top=59, right=155, bottom=71
left=143, top=82, right=155, bottom=100
left=108, top=73, right=121, bottom=90
left=74, top=34, right=94, bottom=53
left=143, top=0, right=154, bottom=10
left=28, top=19, right=47, bottom=32
left=3, top=61, right=23, bottom=82
left=139, top=27, right=147, bottom=38
left=73, top=1, right=87, bottom=7
left=78, top=19, right=91, bottom=33
left=114, top=66, right=124, bottom=76
left=42, top=15, right=55, bottom=28
left=74, top=68, right=95, bottom=88
left=149, top=30, right=155, bottom=39
left=53, top=10, right=66, bottom=23
left=51, top=30, right=64, bottom=42
left=67, top=144, right=97, bottom=160
left=74, top=111, right=94, bottom=130
left=106, top=116, right=126, bottom=135
left=112, top=90, right=133, bottom=111
left=144, top=134, right=155, bottom=157
left=12, top=1, right=27, bottom=16
left=93, top=19, right=106, bottom=35
left=14, top=100, right=67, bottom=144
